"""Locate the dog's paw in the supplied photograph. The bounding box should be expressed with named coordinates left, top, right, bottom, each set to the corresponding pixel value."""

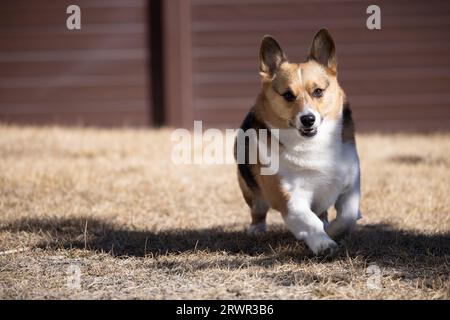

left=247, top=222, right=267, bottom=236
left=326, top=219, right=356, bottom=240
left=306, top=234, right=338, bottom=256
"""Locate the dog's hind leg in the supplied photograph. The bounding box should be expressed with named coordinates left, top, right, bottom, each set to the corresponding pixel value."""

left=247, top=196, right=269, bottom=236
left=326, top=187, right=361, bottom=240
left=237, top=171, right=269, bottom=236
left=318, top=210, right=329, bottom=228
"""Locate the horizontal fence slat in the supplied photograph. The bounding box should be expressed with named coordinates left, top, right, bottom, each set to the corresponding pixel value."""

left=0, top=86, right=148, bottom=103
left=0, top=60, right=148, bottom=77
left=0, top=34, right=147, bottom=52
left=1, top=0, right=147, bottom=10
left=0, top=100, right=148, bottom=114
left=0, top=110, right=149, bottom=127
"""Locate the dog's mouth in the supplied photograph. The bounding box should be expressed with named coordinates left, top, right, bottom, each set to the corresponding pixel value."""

left=299, top=127, right=317, bottom=137
left=288, top=120, right=318, bottom=137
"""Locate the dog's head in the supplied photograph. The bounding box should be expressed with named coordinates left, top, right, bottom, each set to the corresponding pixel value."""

left=258, top=29, right=345, bottom=137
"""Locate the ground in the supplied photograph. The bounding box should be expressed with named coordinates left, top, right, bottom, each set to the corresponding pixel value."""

left=0, top=125, right=449, bottom=299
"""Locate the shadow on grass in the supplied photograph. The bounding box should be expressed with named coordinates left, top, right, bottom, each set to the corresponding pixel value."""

left=1, top=217, right=449, bottom=272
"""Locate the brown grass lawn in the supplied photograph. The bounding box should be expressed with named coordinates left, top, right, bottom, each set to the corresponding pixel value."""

left=0, top=125, right=449, bottom=299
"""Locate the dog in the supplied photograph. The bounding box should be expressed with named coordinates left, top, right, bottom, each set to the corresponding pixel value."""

left=234, top=29, right=361, bottom=255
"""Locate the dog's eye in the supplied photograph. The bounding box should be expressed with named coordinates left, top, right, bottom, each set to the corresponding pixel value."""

left=282, top=90, right=296, bottom=102
left=312, top=88, right=324, bottom=98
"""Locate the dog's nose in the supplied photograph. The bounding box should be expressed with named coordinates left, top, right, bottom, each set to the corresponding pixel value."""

left=300, top=114, right=316, bottom=127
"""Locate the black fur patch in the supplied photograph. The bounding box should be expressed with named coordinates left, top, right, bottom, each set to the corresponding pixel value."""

left=342, top=101, right=355, bottom=143
left=234, top=110, right=267, bottom=191
left=343, top=101, right=352, bottom=121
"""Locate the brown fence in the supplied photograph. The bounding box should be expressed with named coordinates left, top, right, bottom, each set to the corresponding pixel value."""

left=186, top=0, right=450, bottom=131
left=1, top=0, right=450, bottom=131
left=0, top=0, right=151, bottom=126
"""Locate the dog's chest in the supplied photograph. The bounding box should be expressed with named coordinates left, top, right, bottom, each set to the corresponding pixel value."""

left=277, top=131, right=356, bottom=213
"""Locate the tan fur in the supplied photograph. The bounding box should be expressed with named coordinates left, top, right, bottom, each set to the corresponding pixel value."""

left=252, top=167, right=290, bottom=215
left=237, top=132, right=290, bottom=216
left=257, top=60, right=345, bottom=129
left=237, top=171, right=254, bottom=208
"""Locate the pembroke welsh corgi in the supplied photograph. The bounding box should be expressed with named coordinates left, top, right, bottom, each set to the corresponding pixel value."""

left=234, top=29, right=361, bottom=255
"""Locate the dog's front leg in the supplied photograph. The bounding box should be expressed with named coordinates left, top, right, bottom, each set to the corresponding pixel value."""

left=326, top=186, right=361, bottom=240
left=283, top=200, right=338, bottom=255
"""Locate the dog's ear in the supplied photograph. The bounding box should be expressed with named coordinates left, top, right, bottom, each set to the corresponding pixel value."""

left=308, top=29, right=337, bottom=74
left=259, top=35, right=286, bottom=78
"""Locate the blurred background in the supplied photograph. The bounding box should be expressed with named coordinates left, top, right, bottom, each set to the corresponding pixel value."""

left=0, top=0, right=449, bottom=131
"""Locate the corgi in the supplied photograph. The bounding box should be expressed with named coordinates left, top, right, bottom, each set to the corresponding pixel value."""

left=234, top=29, right=361, bottom=255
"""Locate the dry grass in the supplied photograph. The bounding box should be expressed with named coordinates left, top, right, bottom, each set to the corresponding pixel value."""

left=0, top=124, right=449, bottom=299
